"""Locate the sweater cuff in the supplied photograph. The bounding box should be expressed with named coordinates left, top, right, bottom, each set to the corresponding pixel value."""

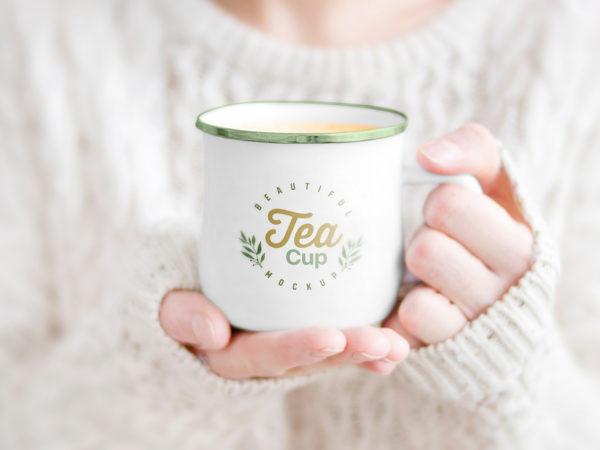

left=394, top=144, right=560, bottom=400
left=126, top=221, right=327, bottom=397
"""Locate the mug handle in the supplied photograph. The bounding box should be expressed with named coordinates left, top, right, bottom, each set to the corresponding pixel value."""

left=403, top=165, right=482, bottom=194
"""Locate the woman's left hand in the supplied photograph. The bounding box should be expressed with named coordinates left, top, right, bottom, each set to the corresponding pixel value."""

left=365, top=124, right=534, bottom=371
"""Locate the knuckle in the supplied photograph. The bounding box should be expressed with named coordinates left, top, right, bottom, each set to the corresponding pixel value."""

left=424, top=184, right=465, bottom=231
left=202, top=354, right=233, bottom=378
left=405, top=229, right=443, bottom=276
left=461, top=122, right=495, bottom=147
left=203, top=346, right=260, bottom=380
left=459, top=123, right=499, bottom=169
left=506, top=226, right=534, bottom=280
left=514, top=248, right=533, bottom=277
left=307, top=327, right=347, bottom=352
left=398, top=288, right=431, bottom=334
left=273, top=336, right=302, bottom=368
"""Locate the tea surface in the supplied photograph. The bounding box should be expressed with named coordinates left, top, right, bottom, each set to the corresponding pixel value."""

left=233, top=122, right=378, bottom=133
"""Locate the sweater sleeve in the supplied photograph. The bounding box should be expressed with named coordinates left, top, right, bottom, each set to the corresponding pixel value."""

left=393, top=134, right=600, bottom=445
left=394, top=145, right=561, bottom=397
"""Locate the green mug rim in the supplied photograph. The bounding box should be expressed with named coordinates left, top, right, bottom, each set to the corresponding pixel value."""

left=195, top=100, right=408, bottom=144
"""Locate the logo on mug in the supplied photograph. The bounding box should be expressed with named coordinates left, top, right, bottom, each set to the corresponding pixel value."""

left=239, top=181, right=363, bottom=291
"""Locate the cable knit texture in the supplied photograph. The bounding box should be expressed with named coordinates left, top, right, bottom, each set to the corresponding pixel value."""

left=1, top=0, right=600, bottom=448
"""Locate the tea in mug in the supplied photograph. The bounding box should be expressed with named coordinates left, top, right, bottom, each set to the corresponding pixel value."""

left=233, top=122, right=378, bottom=133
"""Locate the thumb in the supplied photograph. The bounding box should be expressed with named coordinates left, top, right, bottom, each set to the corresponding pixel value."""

left=417, top=123, right=526, bottom=222
left=159, top=290, right=231, bottom=351
left=416, top=123, right=501, bottom=194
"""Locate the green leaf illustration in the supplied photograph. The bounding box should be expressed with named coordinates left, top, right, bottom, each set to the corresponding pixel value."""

left=339, top=236, right=363, bottom=271
left=239, top=231, right=266, bottom=269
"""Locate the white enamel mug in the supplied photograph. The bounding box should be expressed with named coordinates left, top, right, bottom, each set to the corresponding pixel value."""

left=195, top=101, right=481, bottom=331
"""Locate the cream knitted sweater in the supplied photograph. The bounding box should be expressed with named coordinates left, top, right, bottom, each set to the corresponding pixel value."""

left=1, top=0, right=600, bottom=448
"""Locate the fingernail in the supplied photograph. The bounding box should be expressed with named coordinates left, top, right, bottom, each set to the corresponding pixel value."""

left=419, top=139, right=465, bottom=165
left=382, top=357, right=396, bottom=364
left=312, top=347, right=345, bottom=358
left=353, top=352, right=383, bottom=361
left=191, top=314, right=217, bottom=348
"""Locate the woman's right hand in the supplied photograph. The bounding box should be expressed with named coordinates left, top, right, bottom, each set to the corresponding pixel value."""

left=159, top=291, right=410, bottom=379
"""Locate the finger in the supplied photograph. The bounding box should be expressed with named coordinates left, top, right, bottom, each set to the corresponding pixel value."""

left=397, top=286, right=467, bottom=344
left=424, top=183, right=533, bottom=277
left=159, top=290, right=231, bottom=350
left=359, top=360, right=398, bottom=375
left=359, top=327, right=411, bottom=374
left=417, top=123, right=525, bottom=221
left=378, top=327, right=410, bottom=363
left=406, top=225, right=506, bottom=319
left=382, top=309, right=423, bottom=349
left=417, top=123, right=501, bottom=193
left=312, top=327, right=392, bottom=367
left=204, top=327, right=346, bottom=379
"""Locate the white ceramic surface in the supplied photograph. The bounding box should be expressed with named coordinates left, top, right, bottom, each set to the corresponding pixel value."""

left=196, top=102, right=480, bottom=331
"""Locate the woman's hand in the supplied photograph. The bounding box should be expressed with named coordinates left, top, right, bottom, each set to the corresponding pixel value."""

left=158, top=123, right=532, bottom=380
left=383, top=123, right=534, bottom=347
left=159, top=291, right=410, bottom=379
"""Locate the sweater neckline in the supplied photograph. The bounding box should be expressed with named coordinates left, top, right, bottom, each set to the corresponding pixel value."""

left=175, top=0, right=494, bottom=82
